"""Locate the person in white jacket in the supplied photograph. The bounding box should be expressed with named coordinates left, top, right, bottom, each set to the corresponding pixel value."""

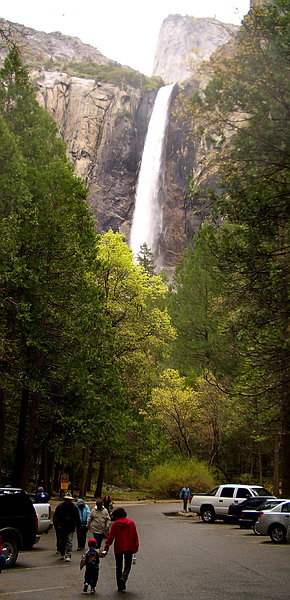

left=87, top=498, right=110, bottom=549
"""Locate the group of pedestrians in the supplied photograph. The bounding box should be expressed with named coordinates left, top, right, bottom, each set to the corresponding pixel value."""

left=53, top=493, right=139, bottom=594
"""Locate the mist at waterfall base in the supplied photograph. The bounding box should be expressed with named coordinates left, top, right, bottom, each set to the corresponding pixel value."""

left=130, top=83, right=175, bottom=272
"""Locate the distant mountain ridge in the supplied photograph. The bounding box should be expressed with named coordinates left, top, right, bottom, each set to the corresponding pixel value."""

left=0, top=18, right=111, bottom=68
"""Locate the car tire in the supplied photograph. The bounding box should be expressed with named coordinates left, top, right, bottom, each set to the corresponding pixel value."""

left=201, top=507, right=216, bottom=523
left=1, top=538, right=18, bottom=568
left=269, top=524, right=287, bottom=544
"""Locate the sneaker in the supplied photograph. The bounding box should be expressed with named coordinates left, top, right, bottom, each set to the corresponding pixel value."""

left=59, top=555, right=65, bottom=560
left=118, top=578, right=126, bottom=591
left=90, top=589, right=96, bottom=594
left=65, top=557, right=71, bottom=562
left=83, top=583, right=88, bottom=593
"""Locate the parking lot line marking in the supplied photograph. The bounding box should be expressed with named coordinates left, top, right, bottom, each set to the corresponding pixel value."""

left=0, top=586, right=71, bottom=596
left=1, top=564, right=73, bottom=574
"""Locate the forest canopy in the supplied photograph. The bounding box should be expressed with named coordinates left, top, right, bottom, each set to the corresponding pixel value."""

left=0, top=0, right=289, bottom=497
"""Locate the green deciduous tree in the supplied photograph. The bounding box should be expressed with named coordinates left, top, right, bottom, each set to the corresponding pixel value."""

left=150, top=369, right=201, bottom=457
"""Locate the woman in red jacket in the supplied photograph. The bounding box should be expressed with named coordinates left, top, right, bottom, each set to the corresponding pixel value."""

left=103, top=507, right=139, bottom=592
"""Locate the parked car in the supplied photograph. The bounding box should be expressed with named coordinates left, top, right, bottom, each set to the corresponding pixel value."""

left=29, top=495, right=52, bottom=534
left=228, top=496, right=275, bottom=526
left=0, top=487, right=39, bottom=567
left=238, top=498, right=288, bottom=529
left=254, top=500, right=290, bottom=543
left=189, top=484, right=274, bottom=523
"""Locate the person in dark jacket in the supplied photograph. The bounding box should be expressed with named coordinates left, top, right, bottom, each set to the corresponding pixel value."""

left=103, top=507, right=139, bottom=592
left=102, top=494, right=113, bottom=515
left=35, top=486, right=51, bottom=502
left=53, top=493, right=80, bottom=562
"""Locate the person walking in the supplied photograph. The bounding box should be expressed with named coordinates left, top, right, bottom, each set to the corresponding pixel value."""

left=80, top=537, right=105, bottom=594
left=34, top=486, right=51, bottom=502
left=103, top=507, right=139, bottom=592
left=179, top=485, right=191, bottom=511
left=87, top=498, right=110, bottom=549
left=53, top=493, right=80, bottom=561
left=102, top=494, right=113, bottom=515
left=76, top=499, right=91, bottom=551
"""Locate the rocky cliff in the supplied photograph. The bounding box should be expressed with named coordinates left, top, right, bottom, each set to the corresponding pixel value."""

left=35, top=70, right=156, bottom=238
left=0, top=18, right=110, bottom=67
left=152, top=15, right=237, bottom=83
left=0, top=16, right=239, bottom=274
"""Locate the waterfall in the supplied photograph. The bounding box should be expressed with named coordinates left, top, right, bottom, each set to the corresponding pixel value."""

left=130, top=83, right=175, bottom=267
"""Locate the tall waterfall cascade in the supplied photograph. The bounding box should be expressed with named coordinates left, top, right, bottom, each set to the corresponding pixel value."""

left=130, top=83, right=176, bottom=269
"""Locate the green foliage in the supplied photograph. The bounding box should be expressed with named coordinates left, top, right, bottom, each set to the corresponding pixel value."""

left=175, top=0, right=290, bottom=491
left=0, top=45, right=109, bottom=486
left=59, top=61, right=163, bottom=90
left=140, top=457, right=215, bottom=498
left=136, top=243, right=156, bottom=276
left=150, top=369, right=201, bottom=457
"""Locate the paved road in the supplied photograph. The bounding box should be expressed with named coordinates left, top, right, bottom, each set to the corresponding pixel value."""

left=0, top=502, right=289, bottom=599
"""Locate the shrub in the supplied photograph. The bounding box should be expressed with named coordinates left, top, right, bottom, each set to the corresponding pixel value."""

left=140, top=458, right=215, bottom=499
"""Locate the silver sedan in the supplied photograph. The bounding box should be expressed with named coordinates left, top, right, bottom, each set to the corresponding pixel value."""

left=254, top=500, right=290, bottom=543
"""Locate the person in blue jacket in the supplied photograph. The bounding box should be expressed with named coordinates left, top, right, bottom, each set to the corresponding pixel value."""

left=179, top=485, right=191, bottom=511
left=35, top=486, right=51, bottom=502
left=76, top=498, right=91, bottom=551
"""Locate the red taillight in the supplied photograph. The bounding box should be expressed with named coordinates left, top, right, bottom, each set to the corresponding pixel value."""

left=257, top=512, right=264, bottom=519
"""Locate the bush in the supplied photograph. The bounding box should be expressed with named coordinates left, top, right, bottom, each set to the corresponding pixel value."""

left=140, top=458, right=215, bottom=499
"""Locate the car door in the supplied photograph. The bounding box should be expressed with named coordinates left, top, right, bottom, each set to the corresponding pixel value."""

left=216, top=486, right=235, bottom=514
left=279, top=502, right=290, bottom=527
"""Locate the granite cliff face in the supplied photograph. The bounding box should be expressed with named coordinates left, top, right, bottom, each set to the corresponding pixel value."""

left=152, top=15, right=237, bottom=83
left=34, top=70, right=156, bottom=238
left=0, top=16, right=240, bottom=274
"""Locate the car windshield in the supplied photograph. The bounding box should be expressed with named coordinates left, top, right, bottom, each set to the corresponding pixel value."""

left=251, top=487, right=272, bottom=496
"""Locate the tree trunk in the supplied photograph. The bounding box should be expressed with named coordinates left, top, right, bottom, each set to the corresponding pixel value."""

left=258, top=449, right=263, bottom=485
left=0, top=389, right=5, bottom=483
left=280, top=379, right=290, bottom=495
left=53, top=461, right=61, bottom=494
left=12, top=385, right=29, bottom=486
left=94, top=457, right=105, bottom=498
left=273, top=431, right=280, bottom=495
left=85, top=455, right=94, bottom=494
left=79, top=448, right=88, bottom=498
left=20, top=391, right=39, bottom=489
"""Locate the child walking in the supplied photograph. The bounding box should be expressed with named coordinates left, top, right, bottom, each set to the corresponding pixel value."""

left=80, top=538, right=104, bottom=594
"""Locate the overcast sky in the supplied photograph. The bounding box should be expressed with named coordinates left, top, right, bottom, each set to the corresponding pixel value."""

left=1, top=1, right=250, bottom=75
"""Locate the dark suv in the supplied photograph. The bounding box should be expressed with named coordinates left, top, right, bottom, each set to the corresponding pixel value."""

left=0, top=488, right=38, bottom=567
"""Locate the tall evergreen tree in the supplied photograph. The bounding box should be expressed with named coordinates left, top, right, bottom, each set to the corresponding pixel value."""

left=184, top=0, right=290, bottom=491
left=0, top=46, right=106, bottom=487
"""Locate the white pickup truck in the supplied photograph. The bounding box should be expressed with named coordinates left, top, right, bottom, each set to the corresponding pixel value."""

left=189, top=484, right=273, bottom=523
left=29, top=498, right=52, bottom=535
